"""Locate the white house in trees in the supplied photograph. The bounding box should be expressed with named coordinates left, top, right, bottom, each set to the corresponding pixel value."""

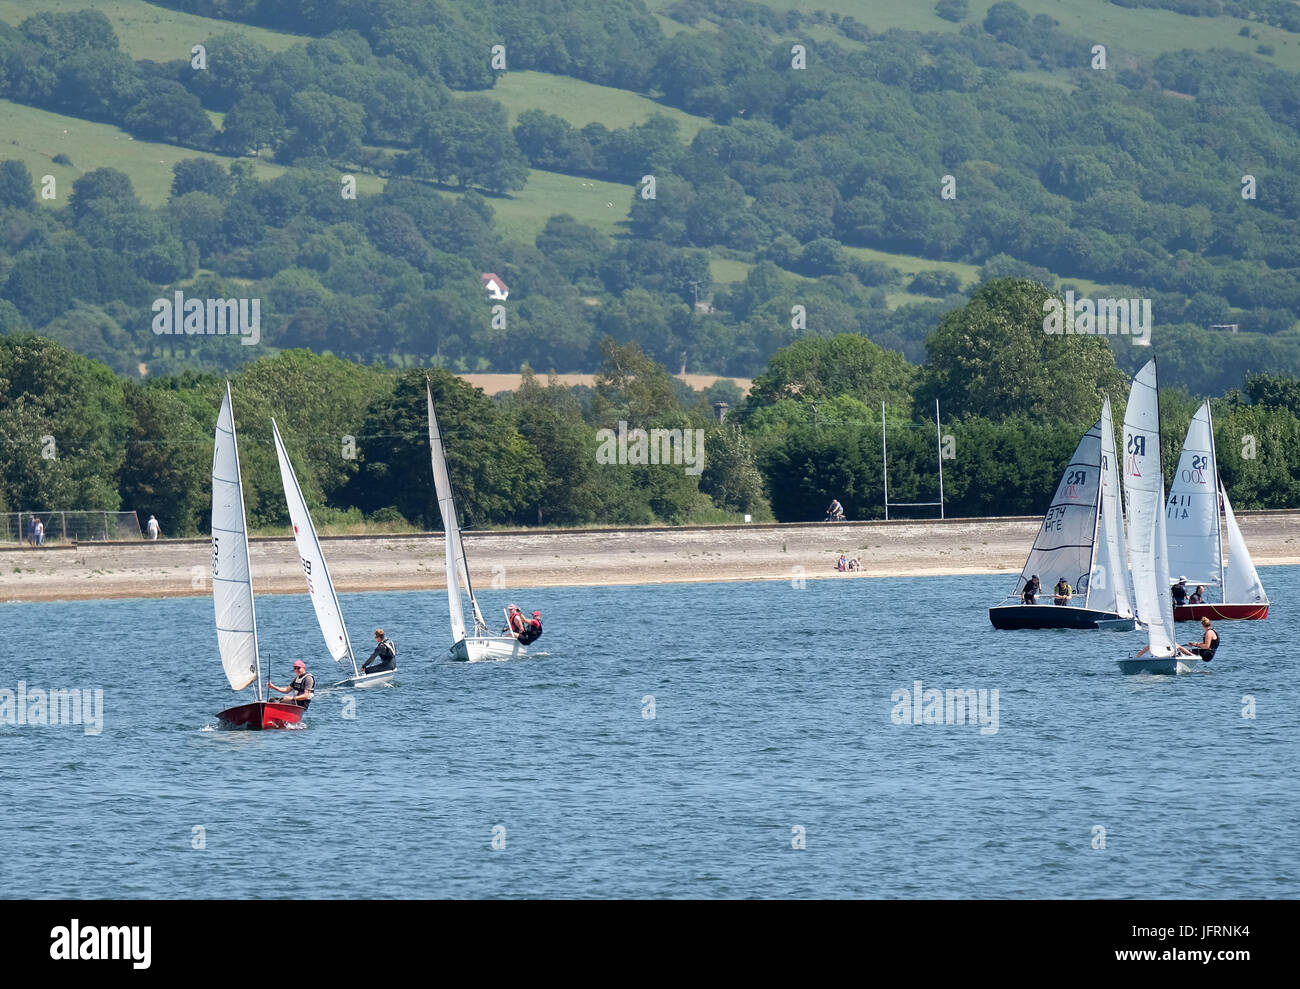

left=481, top=273, right=509, bottom=301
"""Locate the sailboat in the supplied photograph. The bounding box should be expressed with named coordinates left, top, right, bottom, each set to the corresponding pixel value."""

left=427, top=381, right=525, bottom=662
left=271, top=419, right=394, bottom=689
left=989, top=396, right=1135, bottom=630
left=1165, top=401, right=1269, bottom=621
left=213, top=384, right=305, bottom=728
left=1119, top=358, right=1203, bottom=674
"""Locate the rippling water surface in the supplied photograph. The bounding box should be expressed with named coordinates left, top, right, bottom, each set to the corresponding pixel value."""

left=3, top=569, right=1296, bottom=898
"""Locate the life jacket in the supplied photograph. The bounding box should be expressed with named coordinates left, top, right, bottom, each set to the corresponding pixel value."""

left=380, top=638, right=396, bottom=658
left=518, top=617, right=542, bottom=644
left=289, top=672, right=314, bottom=706
left=1204, top=629, right=1219, bottom=658
left=509, top=611, right=526, bottom=634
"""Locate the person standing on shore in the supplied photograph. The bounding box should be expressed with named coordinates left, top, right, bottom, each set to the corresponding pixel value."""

left=146, top=515, right=160, bottom=540
left=25, top=515, right=35, bottom=546
left=34, top=518, right=44, bottom=546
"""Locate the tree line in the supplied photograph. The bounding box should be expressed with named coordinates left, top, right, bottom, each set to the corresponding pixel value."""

left=4, top=280, right=1298, bottom=536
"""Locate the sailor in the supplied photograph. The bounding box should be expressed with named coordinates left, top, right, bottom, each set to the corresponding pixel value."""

left=1022, top=574, right=1041, bottom=605
left=1171, top=576, right=1189, bottom=607
left=1188, top=584, right=1205, bottom=605
left=268, top=660, right=315, bottom=708
left=360, top=628, right=396, bottom=674
left=517, top=610, right=543, bottom=645
left=503, top=603, right=527, bottom=637
left=1183, top=617, right=1219, bottom=661
left=1053, top=577, right=1072, bottom=605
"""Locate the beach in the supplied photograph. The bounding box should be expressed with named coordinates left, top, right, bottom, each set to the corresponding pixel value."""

left=2, top=513, right=1298, bottom=603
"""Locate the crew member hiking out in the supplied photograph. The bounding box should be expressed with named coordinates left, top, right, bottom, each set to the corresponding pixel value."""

left=517, top=610, right=543, bottom=646
left=361, top=628, right=396, bottom=674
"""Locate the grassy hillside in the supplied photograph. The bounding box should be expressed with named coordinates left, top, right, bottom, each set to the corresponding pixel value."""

left=645, top=0, right=1300, bottom=73
left=0, top=97, right=304, bottom=206
left=0, top=0, right=303, bottom=55
left=486, top=70, right=712, bottom=140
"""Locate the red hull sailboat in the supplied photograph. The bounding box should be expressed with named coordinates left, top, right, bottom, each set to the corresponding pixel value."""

left=217, top=701, right=305, bottom=730
left=211, top=383, right=304, bottom=730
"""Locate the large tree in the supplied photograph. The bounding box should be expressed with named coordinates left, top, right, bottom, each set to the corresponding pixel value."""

left=917, top=279, right=1128, bottom=421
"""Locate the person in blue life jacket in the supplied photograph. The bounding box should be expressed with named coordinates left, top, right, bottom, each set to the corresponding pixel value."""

left=360, top=628, right=396, bottom=674
left=268, top=660, right=315, bottom=708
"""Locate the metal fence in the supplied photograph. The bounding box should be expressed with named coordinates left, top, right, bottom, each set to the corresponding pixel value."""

left=1, top=511, right=142, bottom=544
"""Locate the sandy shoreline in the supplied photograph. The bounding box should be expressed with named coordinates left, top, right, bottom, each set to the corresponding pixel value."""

left=2, top=514, right=1298, bottom=603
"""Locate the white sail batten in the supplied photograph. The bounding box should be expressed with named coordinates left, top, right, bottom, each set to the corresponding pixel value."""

left=1166, top=401, right=1223, bottom=589
left=212, top=384, right=261, bottom=693
left=1222, top=488, right=1268, bottom=605
left=1091, top=396, right=1134, bottom=618
left=426, top=383, right=488, bottom=640
left=1012, top=416, right=1103, bottom=602
left=272, top=419, right=357, bottom=673
left=1124, top=359, right=1177, bottom=657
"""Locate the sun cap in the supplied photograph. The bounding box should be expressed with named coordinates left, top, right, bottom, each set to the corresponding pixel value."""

left=532, top=611, right=540, bottom=616
left=293, top=660, right=306, bottom=669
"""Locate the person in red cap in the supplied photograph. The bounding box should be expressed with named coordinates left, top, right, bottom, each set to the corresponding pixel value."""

left=517, top=610, right=543, bottom=645
left=268, top=660, right=315, bottom=709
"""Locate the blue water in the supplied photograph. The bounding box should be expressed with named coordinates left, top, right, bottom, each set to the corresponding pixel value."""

left=2, top=570, right=1296, bottom=898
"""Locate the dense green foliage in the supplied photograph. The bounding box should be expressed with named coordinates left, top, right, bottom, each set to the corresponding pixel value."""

left=5, top=283, right=1299, bottom=531
left=3, top=1, right=1300, bottom=394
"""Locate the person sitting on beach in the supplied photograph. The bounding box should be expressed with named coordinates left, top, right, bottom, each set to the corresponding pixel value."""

left=848, top=556, right=861, bottom=571
left=1188, top=585, right=1205, bottom=605
left=1022, top=575, right=1041, bottom=605
left=517, top=611, right=543, bottom=645
left=268, top=660, right=315, bottom=709
left=836, top=554, right=848, bottom=572
left=1171, top=577, right=1188, bottom=607
left=1182, top=617, right=1219, bottom=661
left=1053, top=578, right=1072, bottom=606
left=825, top=498, right=844, bottom=522
left=361, top=628, right=397, bottom=674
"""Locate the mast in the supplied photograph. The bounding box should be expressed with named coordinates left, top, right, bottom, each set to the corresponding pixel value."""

left=272, top=418, right=358, bottom=676
left=226, top=382, right=262, bottom=701
left=1205, top=402, right=1225, bottom=598
left=1083, top=425, right=1105, bottom=612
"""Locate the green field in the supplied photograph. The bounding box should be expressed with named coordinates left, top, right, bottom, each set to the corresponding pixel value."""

left=645, top=0, right=1300, bottom=73
left=842, top=245, right=981, bottom=286
left=486, top=70, right=713, bottom=140
left=450, top=169, right=634, bottom=244
left=0, top=0, right=304, bottom=57
left=0, top=97, right=313, bottom=207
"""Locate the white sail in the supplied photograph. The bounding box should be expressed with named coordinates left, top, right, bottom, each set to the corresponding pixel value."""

left=271, top=419, right=357, bottom=673
left=1222, top=487, right=1268, bottom=605
left=1124, top=358, right=1177, bottom=656
left=212, top=383, right=261, bottom=693
left=1090, top=395, right=1134, bottom=618
left=1012, top=415, right=1103, bottom=602
left=426, top=383, right=487, bottom=640
left=1166, top=401, right=1222, bottom=591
